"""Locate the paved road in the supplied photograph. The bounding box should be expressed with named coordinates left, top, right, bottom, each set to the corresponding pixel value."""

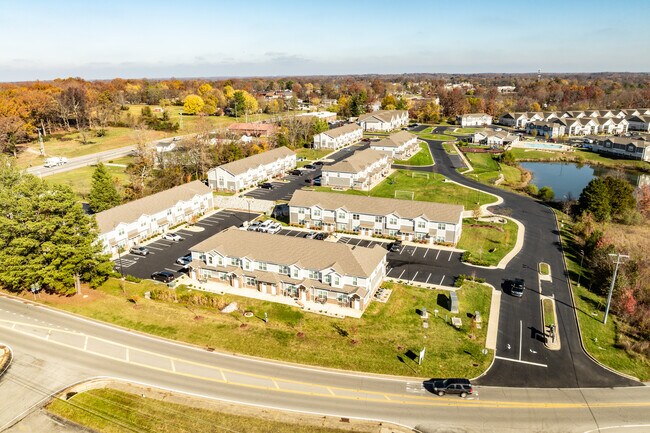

left=420, top=136, right=639, bottom=388
left=1, top=296, right=648, bottom=433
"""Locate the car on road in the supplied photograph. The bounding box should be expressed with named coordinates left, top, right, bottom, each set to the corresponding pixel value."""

left=266, top=222, right=282, bottom=234
left=257, top=219, right=274, bottom=233
left=303, top=232, right=317, bottom=239
left=313, top=232, right=329, bottom=240
left=427, top=378, right=473, bottom=398
left=511, top=278, right=525, bottom=297
left=260, top=182, right=275, bottom=189
left=129, top=245, right=150, bottom=256
left=176, top=254, right=192, bottom=266
left=303, top=164, right=316, bottom=170
left=289, top=169, right=303, bottom=176
left=161, top=233, right=184, bottom=242
left=151, top=271, right=176, bottom=283
left=388, top=240, right=402, bottom=252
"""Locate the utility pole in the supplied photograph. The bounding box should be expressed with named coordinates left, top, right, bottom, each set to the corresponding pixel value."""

left=38, top=128, right=45, bottom=156
left=577, top=249, right=585, bottom=286
left=604, top=253, right=629, bottom=325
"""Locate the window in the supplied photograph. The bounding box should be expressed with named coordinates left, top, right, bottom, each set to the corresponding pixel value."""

left=245, top=277, right=257, bottom=286
left=438, top=223, right=446, bottom=230
left=375, top=216, right=383, bottom=223
left=337, top=211, right=346, bottom=219
left=118, top=228, right=125, bottom=236
left=217, top=256, right=223, bottom=266
left=389, top=218, right=397, bottom=225
left=337, top=223, right=347, bottom=231
left=298, top=208, right=305, bottom=214
left=312, top=209, right=321, bottom=218
left=352, top=214, right=360, bottom=220
left=279, top=265, right=290, bottom=275
left=207, top=256, right=213, bottom=265
left=324, top=274, right=331, bottom=284
left=308, top=270, right=319, bottom=280
left=352, top=277, right=358, bottom=286
left=373, top=228, right=383, bottom=235
left=417, top=221, right=426, bottom=229
left=230, top=258, right=241, bottom=266
left=243, top=261, right=250, bottom=270
left=258, top=262, right=267, bottom=271
left=292, top=268, right=299, bottom=278
left=333, top=275, right=340, bottom=285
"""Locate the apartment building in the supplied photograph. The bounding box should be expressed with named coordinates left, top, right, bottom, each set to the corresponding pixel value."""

left=288, top=190, right=464, bottom=245
left=96, top=180, right=213, bottom=256
left=188, top=227, right=387, bottom=314
left=456, top=113, right=492, bottom=127
left=312, top=123, right=363, bottom=149
left=357, top=110, right=409, bottom=131
left=369, top=131, right=420, bottom=159
left=472, top=129, right=520, bottom=146
left=591, top=136, right=650, bottom=161
left=526, top=121, right=566, bottom=138
left=207, top=147, right=296, bottom=191
left=321, top=148, right=391, bottom=191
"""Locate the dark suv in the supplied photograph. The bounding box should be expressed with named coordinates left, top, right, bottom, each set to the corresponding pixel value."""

left=151, top=271, right=175, bottom=283
left=427, top=378, right=473, bottom=398
left=388, top=240, right=402, bottom=252
left=511, top=278, right=525, bottom=297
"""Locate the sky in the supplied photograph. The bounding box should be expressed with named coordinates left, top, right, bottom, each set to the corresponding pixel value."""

left=0, top=0, right=648, bottom=82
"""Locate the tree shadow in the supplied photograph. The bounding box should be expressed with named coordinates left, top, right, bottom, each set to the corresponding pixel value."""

left=436, top=293, right=450, bottom=311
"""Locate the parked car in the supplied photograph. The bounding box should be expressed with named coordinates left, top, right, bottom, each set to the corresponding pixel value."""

left=511, top=278, right=525, bottom=297
left=257, top=220, right=274, bottom=233
left=494, top=127, right=503, bottom=132
left=260, top=182, right=275, bottom=189
left=303, top=164, right=316, bottom=170
left=313, top=232, right=329, bottom=240
left=162, top=233, right=184, bottom=242
left=427, top=378, right=473, bottom=398
left=266, top=222, right=282, bottom=234
left=388, top=240, right=402, bottom=252
left=151, top=271, right=176, bottom=283
left=314, top=161, right=325, bottom=166
left=313, top=176, right=322, bottom=186
left=247, top=221, right=261, bottom=231
left=289, top=169, right=303, bottom=176
left=176, top=254, right=192, bottom=266
left=129, top=245, right=149, bottom=256
left=303, top=232, right=317, bottom=239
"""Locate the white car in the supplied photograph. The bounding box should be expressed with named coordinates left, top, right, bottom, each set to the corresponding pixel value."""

left=257, top=220, right=274, bottom=233
left=247, top=221, right=261, bottom=231
left=162, top=233, right=184, bottom=242
left=266, top=223, right=282, bottom=234
left=176, top=254, right=192, bottom=266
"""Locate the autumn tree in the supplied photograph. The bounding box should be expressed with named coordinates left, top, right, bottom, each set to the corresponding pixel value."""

left=88, top=163, right=121, bottom=213
left=183, top=94, right=205, bottom=115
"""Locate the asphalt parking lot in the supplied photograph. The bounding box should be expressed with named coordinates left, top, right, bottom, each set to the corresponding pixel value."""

left=113, top=209, right=258, bottom=281
left=243, top=143, right=370, bottom=202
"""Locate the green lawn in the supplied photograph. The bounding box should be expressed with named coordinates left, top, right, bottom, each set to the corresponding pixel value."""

left=28, top=279, right=493, bottom=378
left=17, top=127, right=168, bottom=168
left=415, top=128, right=457, bottom=141
left=314, top=169, right=496, bottom=208
left=393, top=142, right=433, bottom=166
left=539, top=262, right=550, bottom=275
left=464, top=152, right=523, bottom=186
left=511, top=148, right=650, bottom=173
left=542, top=298, right=555, bottom=328
left=47, top=388, right=359, bottom=433
left=44, top=160, right=132, bottom=199
left=447, top=127, right=480, bottom=135
left=555, top=210, right=650, bottom=380
left=458, top=218, right=519, bottom=267
left=295, top=147, right=332, bottom=161
left=442, top=142, right=457, bottom=154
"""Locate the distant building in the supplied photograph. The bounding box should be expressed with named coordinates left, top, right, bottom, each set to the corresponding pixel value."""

left=321, top=148, right=391, bottom=190
left=357, top=110, right=409, bottom=131
left=472, top=129, right=519, bottom=146
left=526, top=121, right=565, bottom=139
left=497, top=86, right=516, bottom=93
left=370, top=131, right=420, bottom=159
left=457, top=113, right=492, bottom=127
left=297, top=111, right=337, bottom=123
left=96, top=180, right=213, bottom=256
left=313, top=123, right=363, bottom=150
left=207, top=147, right=296, bottom=191
left=591, top=136, right=650, bottom=161
left=227, top=123, right=277, bottom=137
left=627, top=115, right=650, bottom=132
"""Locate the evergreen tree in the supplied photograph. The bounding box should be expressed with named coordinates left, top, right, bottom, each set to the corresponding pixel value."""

left=88, top=163, right=121, bottom=213
left=579, top=177, right=611, bottom=222
left=0, top=160, right=113, bottom=294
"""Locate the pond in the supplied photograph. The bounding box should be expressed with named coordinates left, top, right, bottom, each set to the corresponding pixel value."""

left=520, top=162, right=648, bottom=199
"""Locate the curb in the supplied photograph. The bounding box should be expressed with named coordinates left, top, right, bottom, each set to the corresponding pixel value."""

left=551, top=209, right=640, bottom=382
left=0, top=344, right=13, bottom=379
left=540, top=295, right=561, bottom=350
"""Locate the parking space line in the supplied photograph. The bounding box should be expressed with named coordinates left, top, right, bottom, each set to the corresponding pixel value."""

left=386, top=267, right=392, bottom=275
left=293, top=232, right=302, bottom=237
left=146, top=246, right=165, bottom=251
left=165, top=268, right=178, bottom=273
left=397, top=269, right=405, bottom=280
left=410, top=248, right=415, bottom=256
left=448, top=251, right=453, bottom=261
left=423, top=249, right=429, bottom=259
left=356, top=239, right=363, bottom=246
left=435, top=250, right=441, bottom=260
left=411, top=271, right=418, bottom=282
left=439, top=275, right=445, bottom=285
left=425, top=273, right=431, bottom=284
left=399, top=246, right=405, bottom=254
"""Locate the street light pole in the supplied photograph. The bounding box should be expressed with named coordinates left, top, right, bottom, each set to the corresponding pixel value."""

left=604, top=253, right=629, bottom=325
left=577, top=249, right=585, bottom=286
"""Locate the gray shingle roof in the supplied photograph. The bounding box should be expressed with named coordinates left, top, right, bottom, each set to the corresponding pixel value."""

left=289, top=189, right=464, bottom=224
left=320, top=123, right=362, bottom=139
left=190, top=227, right=387, bottom=278
left=323, top=148, right=386, bottom=173
left=358, top=110, right=408, bottom=123
left=95, top=180, right=211, bottom=233
left=213, top=146, right=295, bottom=177
left=371, top=131, right=416, bottom=148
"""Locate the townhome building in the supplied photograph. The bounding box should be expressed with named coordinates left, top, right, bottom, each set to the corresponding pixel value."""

left=288, top=190, right=464, bottom=245
left=227, top=123, right=276, bottom=137
left=526, top=121, right=566, bottom=138
left=595, top=117, right=629, bottom=135
left=188, top=227, right=387, bottom=315
left=207, top=146, right=296, bottom=191
left=357, top=110, right=409, bottom=131
left=321, top=148, right=391, bottom=190
left=96, top=180, right=213, bottom=256
left=498, top=112, right=526, bottom=127
left=297, top=111, right=337, bottom=123
left=369, top=131, right=420, bottom=159
left=591, top=136, right=650, bottom=161
left=312, top=123, right=363, bottom=149
left=556, top=117, right=599, bottom=136
left=627, top=115, right=650, bottom=132
left=472, top=129, right=520, bottom=146
left=456, top=113, right=492, bottom=127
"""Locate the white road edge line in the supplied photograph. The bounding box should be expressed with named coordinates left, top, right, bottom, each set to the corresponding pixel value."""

left=519, top=320, right=523, bottom=361
left=495, top=355, right=547, bottom=368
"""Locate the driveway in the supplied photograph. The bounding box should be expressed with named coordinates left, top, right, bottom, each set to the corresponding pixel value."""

left=114, top=210, right=258, bottom=281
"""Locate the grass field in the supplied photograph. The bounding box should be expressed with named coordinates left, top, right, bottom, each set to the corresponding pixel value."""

left=47, top=388, right=361, bottom=433
left=542, top=298, right=555, bottom=328
left=539, top=262, right=550, bottom=275
left=510, top=148, right=650, bottom=172
left=442, top=142, right=457, bottom=154
left=314, top=169, right=496, bottom=209
left=446, top=127, right=480, bottom=135
left=17, top=127, right=167, bottom=168
left=415, top=128, right=457, bottom=141
left=295, top=147, right=332, bottom=161
left=555, top=210, right=650, bottom=380
left=25, top=279, right=493, bottom=378
left=458, top=218, right=519, bottom=267
left=44, top=158, right=133, bottom=199
left=393, top=142, right=433, bottom=166
left=464, top=152, right=523, bottom=186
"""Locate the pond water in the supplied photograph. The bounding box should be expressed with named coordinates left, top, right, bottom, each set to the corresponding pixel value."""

left=520, top=162, right=648, bottom=199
